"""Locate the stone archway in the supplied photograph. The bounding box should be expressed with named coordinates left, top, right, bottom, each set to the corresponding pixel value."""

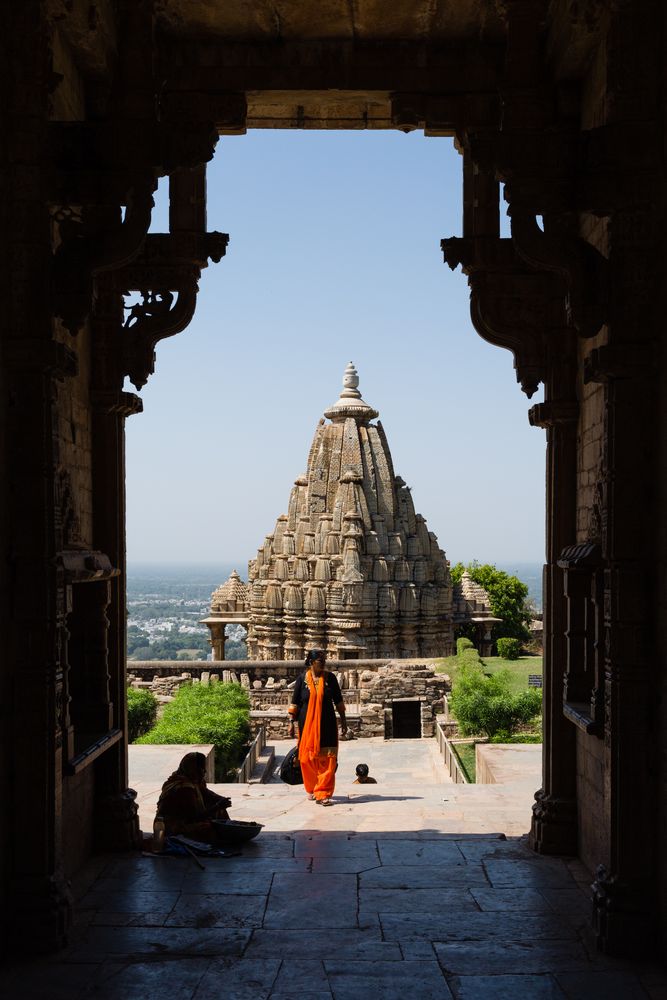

left=2, top=0, right=665, bottom=960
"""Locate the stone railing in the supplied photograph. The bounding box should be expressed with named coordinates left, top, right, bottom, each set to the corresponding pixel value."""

left=435, top=721, right=469, bottom=784
left=236, top=726, right=266, bottom=783
left=127, top=658, right=392, bottom=691
left=128, top=659, right=445, bottom=742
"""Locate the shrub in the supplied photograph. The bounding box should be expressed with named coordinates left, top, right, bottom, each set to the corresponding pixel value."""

left=136, top=681, right=251, bottom=779
left=457, top=637, right=475, bottom=656
left=449, top=665, right=542, bottom=739
left=127, top=688, right=159, bottom=742
left=496, top=637, right=522, bottom=660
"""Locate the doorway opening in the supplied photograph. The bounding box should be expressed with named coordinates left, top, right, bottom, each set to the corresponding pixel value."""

left=391, top=699, right=422, bottom=739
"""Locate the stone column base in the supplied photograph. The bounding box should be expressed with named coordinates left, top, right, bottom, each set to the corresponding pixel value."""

left=95, top=787, right=142, bottom=850
left=529, top=789, right=578, bottom=856
left=592, top=865, right=657, bottom=957
left=8, top=872, right=73, bottom=954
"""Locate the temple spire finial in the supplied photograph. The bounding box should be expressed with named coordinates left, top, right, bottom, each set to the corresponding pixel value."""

left=324, top=361, right=379, bottom=423
left=340, top=361, right=361, bottom=400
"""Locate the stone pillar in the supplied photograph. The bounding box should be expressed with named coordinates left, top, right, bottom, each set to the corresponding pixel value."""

left=90, top=289, right=143, bottom=852
left=529, top=385, right=579, bottom=856
left=2, top=2, right=73, bottom=950
left=589, top=203, right=659, bottom=955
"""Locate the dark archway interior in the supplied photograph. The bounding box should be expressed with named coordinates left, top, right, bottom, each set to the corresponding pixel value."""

left=1, top=0, right=666, bottom=965
left=392, top=701, right=422, bottom=739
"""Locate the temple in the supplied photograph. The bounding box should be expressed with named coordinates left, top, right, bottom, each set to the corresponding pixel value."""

left=206, top=363, right=468, bottom=661
left=4, top=0, right=667, bottom=962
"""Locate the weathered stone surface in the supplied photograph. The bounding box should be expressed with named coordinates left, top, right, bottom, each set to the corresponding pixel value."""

left=205, top=365, right=462, bottom=663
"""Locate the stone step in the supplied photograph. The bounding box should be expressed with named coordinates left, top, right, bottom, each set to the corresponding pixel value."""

left=248, top=744, right=276, bottom=784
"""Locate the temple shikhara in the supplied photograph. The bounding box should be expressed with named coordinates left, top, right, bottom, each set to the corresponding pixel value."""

left=205, top=364, right=501, bottom=661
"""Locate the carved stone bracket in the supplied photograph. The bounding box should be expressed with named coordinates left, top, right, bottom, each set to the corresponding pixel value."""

left=528, top=400, right=579, bottom=428
left=52, top=179, right=156, bottom=334
left=442, top=235, right=565, bottom=397
left=460, top=1, right=610, bottom=344
left=100, top=230, right=229, bottom=389
left=48, top=72, right=223, bottom=335
left=510, top=211, right=608, bottom=339
left=91, top=389, right=144, bottom=418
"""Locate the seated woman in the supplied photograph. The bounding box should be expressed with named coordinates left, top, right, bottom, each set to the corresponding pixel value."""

left=155, top=751, right=231, bottom=844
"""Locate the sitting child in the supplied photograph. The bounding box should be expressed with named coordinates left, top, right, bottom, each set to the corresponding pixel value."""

left=353, top=763, right=377, bottom=784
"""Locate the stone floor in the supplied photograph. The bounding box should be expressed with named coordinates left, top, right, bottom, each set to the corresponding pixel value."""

left=2, top=738, right=666, bottom=999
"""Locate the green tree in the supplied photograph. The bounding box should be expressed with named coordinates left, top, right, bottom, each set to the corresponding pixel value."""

left=449, top=663, right=541, bottom=739
left=451, top=561, right=531, bottom=642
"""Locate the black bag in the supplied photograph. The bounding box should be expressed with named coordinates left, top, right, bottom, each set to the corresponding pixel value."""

left=280, top=745, right=303, bottom=785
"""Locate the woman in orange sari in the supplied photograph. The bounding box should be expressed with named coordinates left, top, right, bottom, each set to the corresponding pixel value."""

left=288, top=649, right=347, bottom=805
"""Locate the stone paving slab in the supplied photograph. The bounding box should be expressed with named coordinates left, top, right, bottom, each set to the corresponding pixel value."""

left=449, top=973, right=565, bottom=999
left=191, top=957, right=282, bottom=1000
left=82, top=957, right=213, bottom=1000
left=271, top=959, right=330, bottom=992
left=264, top=872, right=359, bottom=929
left=324, top=959, right=454, bottom=1000
left=433, top=939, right=597, bottom=975
left=359, top=862, right=489, bottom=888
left=470, top=886, right=557, bottom=911
left=3, top=737, right=667, bottom=999
left=553, top=970, right=653, bottom=999
left=359, top=886, right=481, bottom=918
left=244, top=929, right=402, bottom=962
left=379, top=910, right=578, bottom=946
left=270, top=994, right=333, bottom=1000
left=165, top=892, right=267, bottom=928
left=61, top=925, right=251, bottom=963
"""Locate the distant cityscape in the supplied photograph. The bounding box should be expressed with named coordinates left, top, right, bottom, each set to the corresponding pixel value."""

left=127, top=561, right=543, bottom=662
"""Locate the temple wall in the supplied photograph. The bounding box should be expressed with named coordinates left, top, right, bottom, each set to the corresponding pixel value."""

left=575, top=728, right=608, bottom=873
left=55, top=328, right=95, bottom=547
left=570, top=33, right=610, bottom=884
left=62, top=767, right=96, bottom=880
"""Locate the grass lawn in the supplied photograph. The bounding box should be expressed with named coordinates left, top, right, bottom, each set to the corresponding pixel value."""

left=435, top=654, right=542, bottom=692
left=453, top=742, right=477, bottom=782
left=481, top=655, right=543, bottom=692
left=434, top=655, right=458, bottom=677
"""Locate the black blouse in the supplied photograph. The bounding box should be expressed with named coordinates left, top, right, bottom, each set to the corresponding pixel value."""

left=291, top=670, right=344, bottom=750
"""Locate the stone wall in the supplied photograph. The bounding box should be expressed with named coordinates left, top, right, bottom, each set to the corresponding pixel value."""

left=128, top=659, right=449, bottom=741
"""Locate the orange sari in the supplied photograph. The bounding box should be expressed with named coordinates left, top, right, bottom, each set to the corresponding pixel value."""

left=297, top=670, right=337, bottom=801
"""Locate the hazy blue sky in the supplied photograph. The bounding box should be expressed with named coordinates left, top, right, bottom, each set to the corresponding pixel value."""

left=126, top=130, right=545, bottom=569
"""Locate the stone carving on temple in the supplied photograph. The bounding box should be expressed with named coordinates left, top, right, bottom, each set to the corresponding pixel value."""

left=206, top=364, right=500, bottom=662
